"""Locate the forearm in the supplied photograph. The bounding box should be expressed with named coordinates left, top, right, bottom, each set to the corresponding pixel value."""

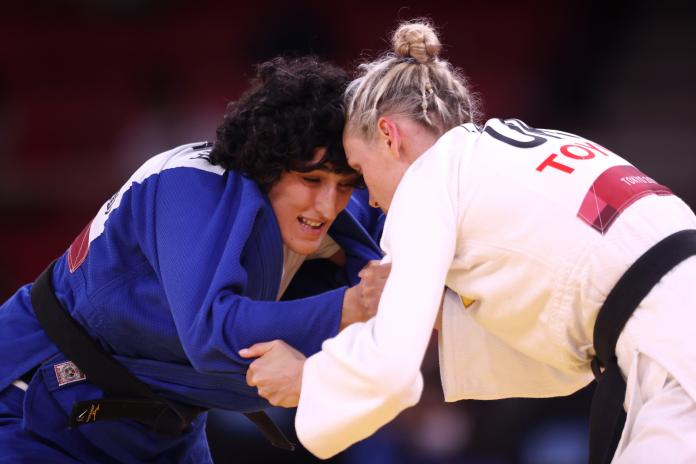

left=296, top=322, right=424, bottom=459
left=179, top=288, right=344, bottom=372
left=236, top=288, right=344, bottom=353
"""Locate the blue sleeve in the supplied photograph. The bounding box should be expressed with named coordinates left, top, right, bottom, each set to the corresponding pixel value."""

left=147, top=167, right=342, bottom=373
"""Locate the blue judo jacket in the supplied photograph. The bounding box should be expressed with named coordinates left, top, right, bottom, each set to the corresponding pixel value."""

left=0, top=142, right=384, bottom=463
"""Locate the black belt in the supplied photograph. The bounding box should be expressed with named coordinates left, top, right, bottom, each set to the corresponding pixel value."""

left=589, top=229, right=696, bottom=464
left=30, top=261, right=294, bottom=450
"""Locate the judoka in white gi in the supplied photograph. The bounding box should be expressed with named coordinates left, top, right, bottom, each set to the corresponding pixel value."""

left=241, top=20, right=696, bottom=463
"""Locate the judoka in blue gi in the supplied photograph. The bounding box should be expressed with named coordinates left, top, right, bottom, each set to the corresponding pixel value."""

left=0, top=57, right=385, bottom=463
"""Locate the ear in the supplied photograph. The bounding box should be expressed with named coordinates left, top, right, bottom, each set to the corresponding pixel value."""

left=377, top=116, right=402, bottom=159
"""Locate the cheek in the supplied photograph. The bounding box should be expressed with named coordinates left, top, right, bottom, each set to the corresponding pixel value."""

left=270, top=193, right=298, bottom=229
left=272, top=201, right=291, bottom=231
left=362, top=171, right=381, bottom=195
left=275, top=204, right=303, bottom=243
left=271, top=184, right=306, bottom=214
left=337, top=190, right=353, bottom=211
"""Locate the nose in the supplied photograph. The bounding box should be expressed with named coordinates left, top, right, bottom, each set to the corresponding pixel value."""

left=316, top=185, right=339, bottom=221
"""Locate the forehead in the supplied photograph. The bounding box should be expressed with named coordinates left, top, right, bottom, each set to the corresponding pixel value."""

left=342, top=134, right=370, bottom=163
left=295, top=145, right=359, bottom=178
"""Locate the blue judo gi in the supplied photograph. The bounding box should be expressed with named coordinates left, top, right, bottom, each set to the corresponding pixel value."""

left=0, top=143, right=383, bottom=463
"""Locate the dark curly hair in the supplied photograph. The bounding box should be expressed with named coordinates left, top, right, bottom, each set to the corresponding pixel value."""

left=209, top=56, right=360, bottom=191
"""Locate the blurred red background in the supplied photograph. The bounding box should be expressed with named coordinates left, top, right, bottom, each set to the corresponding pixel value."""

left=1, top=1, right=695, bottom=463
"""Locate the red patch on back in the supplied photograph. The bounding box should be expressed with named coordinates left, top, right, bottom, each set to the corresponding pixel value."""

left=67, top=221, right=92, bottom=273
left=578, top=165, right=672, bottom=234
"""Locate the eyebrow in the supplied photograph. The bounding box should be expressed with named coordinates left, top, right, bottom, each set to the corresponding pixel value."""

left=305, top=165, right=357, bottom=176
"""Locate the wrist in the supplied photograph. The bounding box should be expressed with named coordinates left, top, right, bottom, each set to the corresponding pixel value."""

left=292, top=357, right=306, bottom=407
left=340, top=286, right=357, bottom=331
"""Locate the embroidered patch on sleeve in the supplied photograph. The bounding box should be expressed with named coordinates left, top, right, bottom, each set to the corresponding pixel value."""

left=54, top=361, right=87, bottom=387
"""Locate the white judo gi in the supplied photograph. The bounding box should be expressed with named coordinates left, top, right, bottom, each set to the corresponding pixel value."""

left=295, top=119, right=696, bottom=461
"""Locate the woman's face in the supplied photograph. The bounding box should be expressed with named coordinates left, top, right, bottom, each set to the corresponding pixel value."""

left=268, top=147, right=359, bottom=256
left=343, top=132, right=406, bottom=213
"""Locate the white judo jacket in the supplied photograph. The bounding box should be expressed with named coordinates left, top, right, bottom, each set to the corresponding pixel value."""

left=296, top=119, right=696, bottom=459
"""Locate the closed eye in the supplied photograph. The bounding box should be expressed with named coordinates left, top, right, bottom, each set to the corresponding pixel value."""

left=341, top=175, right=365, bottom=190
left=338, top=182, right=355, bottom=192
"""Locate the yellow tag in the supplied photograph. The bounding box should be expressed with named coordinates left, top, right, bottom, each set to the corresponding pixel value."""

left=86, top=403, right=100, bottom=423
left=460, top=295, right=476, bottom=308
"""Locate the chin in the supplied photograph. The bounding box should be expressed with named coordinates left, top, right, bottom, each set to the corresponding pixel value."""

left=287, top=240, right=322, bottom=256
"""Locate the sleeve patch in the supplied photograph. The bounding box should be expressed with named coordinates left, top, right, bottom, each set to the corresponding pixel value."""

left=577, top=165, right=672, bottom=234
left=67, top=220, right=93, bottom=273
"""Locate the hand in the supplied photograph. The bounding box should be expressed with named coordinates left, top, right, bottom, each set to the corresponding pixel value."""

left=239, top=340, right=306, bottom=408
left=340, top=260, right=391, bottom=331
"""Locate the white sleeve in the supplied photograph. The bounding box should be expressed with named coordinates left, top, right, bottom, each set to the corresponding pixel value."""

left=295, top=146, right=459, bottom=459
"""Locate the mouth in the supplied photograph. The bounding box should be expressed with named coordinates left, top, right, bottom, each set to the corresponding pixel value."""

left=297, top=216, right=325, bottom=231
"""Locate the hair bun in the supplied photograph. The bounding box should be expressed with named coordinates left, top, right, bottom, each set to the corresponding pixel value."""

left=393, top=21, right=441, bottom=63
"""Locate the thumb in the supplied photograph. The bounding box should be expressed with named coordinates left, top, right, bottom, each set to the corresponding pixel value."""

left=239, top=341, right=277, bottom=359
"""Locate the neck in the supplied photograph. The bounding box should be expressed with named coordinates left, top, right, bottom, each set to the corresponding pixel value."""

left=393, top=116, right=440, bottom=163
left=405, top=129, right=439, bottom=161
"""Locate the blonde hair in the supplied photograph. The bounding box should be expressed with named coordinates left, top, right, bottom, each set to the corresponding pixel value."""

left=346, top=20, right=478, bottom=139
